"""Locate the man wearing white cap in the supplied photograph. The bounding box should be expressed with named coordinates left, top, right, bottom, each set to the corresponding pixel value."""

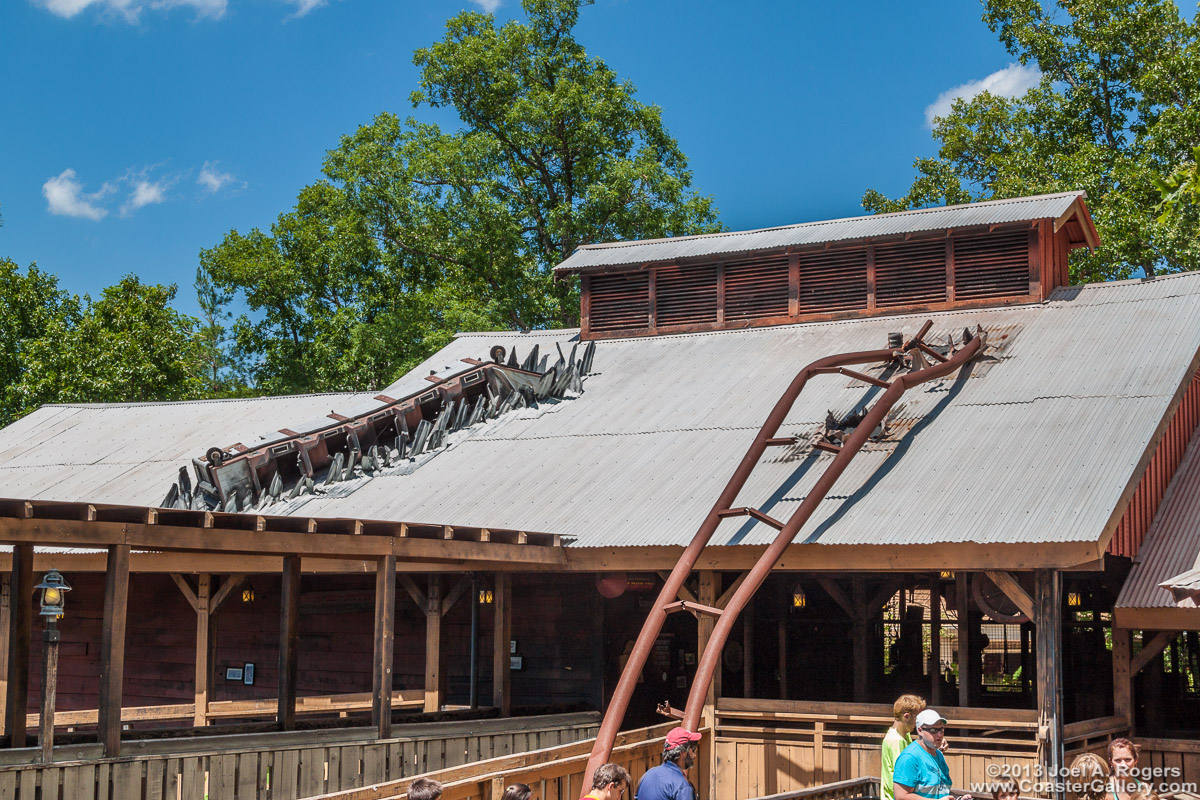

left=893, top=709, right=962, bottom=800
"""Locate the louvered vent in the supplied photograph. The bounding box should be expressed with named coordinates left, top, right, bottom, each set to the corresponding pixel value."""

left=875, top=240, right=947, bottom=307
left=589, top=272, right=650, bottom=332
left=656, top=264, right=718, bottom=326
left=954, top=231, right=1030, bottom=299
left=798, top=249, right=868, bottom=314
left=725, top=255, right=789, bottom=320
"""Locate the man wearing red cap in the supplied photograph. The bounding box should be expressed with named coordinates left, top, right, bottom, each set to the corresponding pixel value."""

left=635, top=727, right=701, bottom=800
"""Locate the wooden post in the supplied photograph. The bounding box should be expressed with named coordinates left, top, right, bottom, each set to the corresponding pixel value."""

left=1112, top=627, right=1132, bottom=727
left=5, top=550, right=31, bottom=746
left=492, top=573, right=511, bottom=715
left=852, top=577, right=868, bottom=703
left=1034, top=569, right=1063, bottom=799
left=929, top=574, right=941, bottom=706
left=742, top=597, right=754, bottom=698
left=372, top=555, right=396, bottom=739
left=424, top=576, right=443, bottom=713
left=39, top=621, right=59, bottom=763
left=777, top=617, right=788, bottom=702
left=956, top=572, right=970, bottom=709
left=0, top=574, right=10, bottom=733
left=98, top=545, right=129, bottom=757
left=697, top=572, right=717, bottom=800
left=277, top=556, right=300, bottom=731
left=193, top=575, right=210, bottom=727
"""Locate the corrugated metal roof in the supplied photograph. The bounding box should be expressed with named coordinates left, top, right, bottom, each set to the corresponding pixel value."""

left=554, top=192, right=1086, bottom=273
left=1116, top=428, right=1200, bottom=610
left=1, top=271, right=1199, bottom=552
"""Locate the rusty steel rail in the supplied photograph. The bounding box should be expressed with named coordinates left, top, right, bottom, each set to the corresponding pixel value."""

left=582, top=320, right=981, bottom=787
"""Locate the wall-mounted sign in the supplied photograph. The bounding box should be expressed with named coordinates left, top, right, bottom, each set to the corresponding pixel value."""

left=510, top=656, right=523, bottom=670
left=243, top=663, right=255, bottom=686
left=225, top=667, right=244, bottom=681
left=510, top=639, right=518, bottom=654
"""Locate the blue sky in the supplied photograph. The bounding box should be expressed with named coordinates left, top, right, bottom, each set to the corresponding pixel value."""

left=0, top=0, right=1039, bottom=317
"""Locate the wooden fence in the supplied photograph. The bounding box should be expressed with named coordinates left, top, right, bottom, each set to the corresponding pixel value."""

left=309, top=722, right=700, bottom=800
left=0, top=711, right=598, bottom=800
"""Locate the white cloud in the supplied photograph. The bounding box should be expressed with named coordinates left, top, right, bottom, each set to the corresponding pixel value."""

left=197, top=161, right=237, bottom=193
left=284, top=0, right=325, bottom=18
left=42, top=169, right=111, bottom=221
left=121, top=178, right=169, bottom=216
left=33, top=0, right=226, bottom=22
left=925, top=63, right=1042, bottom=127
left=471, top=0, right=501, bottom=12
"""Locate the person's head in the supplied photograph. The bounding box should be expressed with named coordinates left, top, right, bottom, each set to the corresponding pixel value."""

left=989, top=778, right=1019, bottom=800
left=502, top=784, right=532, bottom=800
left=410, top=778, right=444, bottom=800
left=590, top=764, right=631, bottom=800
left=1070, top=753, right=1110, bottom=800
left=1109, top=738, right=1140, bottom=776
left=913, top=709, right=947, bottom=753
left=893, top=694, right=927, bottom=734
left=663, top=727, right=702, bottom=770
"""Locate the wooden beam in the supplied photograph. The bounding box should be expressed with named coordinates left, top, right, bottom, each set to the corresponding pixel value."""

left=660, top=572, right=697, bottom=605
left=698, top=571, right=717, bottom=800
left=851, top=577, right=868, bottom=704
left=372, top=555, right=396, bottom=740
left=5, top=545, right=31, bottom=747
left=985, top=571, right=1034, bottom=621
left=716, top=572, right=747, bottom=608
left=170, top=573, right=199, bottom=612
left=277, top=556, right=300, bottom=731
left=424, top=576, right=443, bottom=714
left=441, top=577, right=471, bottom=615
left=957, top=572, right=969, bottom=710
left=193, top=575, right=210, bottom=727
left=816, top=577, right=853, bottom=618
left=743, top=597, right=754, bottom=698
left=1034, top=569, right=1063, bottom=798
left=930, top=574, right=941, bottom=706
left=209, top=574, right=246, bottom=614
left=398, top=574, right=427, bottom=613
left=98, top=544, right=129, bottom=757
left=492, top=573, right=511, bottom=715
left=0, top=575, right=9, bottom=735
left=1112, top=628, right=1132, bottom=727
left=1131, top=630, right=1174, bottom=676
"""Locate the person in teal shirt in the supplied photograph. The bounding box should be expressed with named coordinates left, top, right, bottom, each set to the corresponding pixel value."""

left=893, top=709, right=961, bottom=800
left=882, top=694, right=925, bottom=800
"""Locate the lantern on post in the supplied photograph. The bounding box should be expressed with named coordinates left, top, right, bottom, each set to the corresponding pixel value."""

left=35, top=569, right=71, bottom=763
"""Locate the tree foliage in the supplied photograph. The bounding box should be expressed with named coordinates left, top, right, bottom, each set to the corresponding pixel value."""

left=865, top=0, right=1200, bottom=282
left=199, top=0, right=720, bottom=394
left=1, top=268, right=207, bottom=425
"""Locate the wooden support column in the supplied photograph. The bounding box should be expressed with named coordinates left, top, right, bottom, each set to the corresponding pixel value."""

left=372, top=555, right=396, bottom=739
left=852, top=577, right=868, bottom=703
left=1112, top=627, right=1132, bottom=727
left=956, top=572, right=970, bottom=709
left=929, top=574, right=941, bottom=706
left=697, top=572, right=717, bottom=800
left=492, top=573, right=511, bottom=715
left=1034, top=569, right=1063, bottom=799
left=5, top=549, right=31, bottom=746
left=277, top=556, right=300, bottom=731
left=194, top=575, right=210, bottom=727
left=778, top=617, right=788, bottom=701
left=98, top=544, right=129, bottom=757
left=424, top=576, right=443, bottom=713
left=742, top=598, right=754, bottom=698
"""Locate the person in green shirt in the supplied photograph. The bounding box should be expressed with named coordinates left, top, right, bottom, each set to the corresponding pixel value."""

left=882, top=694, right=926, bottom=800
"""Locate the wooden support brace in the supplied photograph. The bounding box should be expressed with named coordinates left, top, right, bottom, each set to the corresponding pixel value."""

left=763, top=438, right=799, bottom=447
left=816, top=577, right=854, bottom=618
left=812, top=441, right=842, bottom=454
left=985, top=571, right=1034, bottom=621
left=663, top=600, right=723, bottom=618
left=441, top=577, right=471, bottom=614
left=398, top=574, right=427, bottom=613
left=659, top=572, right=697, bottom=605
left=1131, top=630, right=1175, bottom=676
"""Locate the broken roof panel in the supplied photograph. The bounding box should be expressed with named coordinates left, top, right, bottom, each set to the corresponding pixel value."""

left=1, top=272, right=1199, bottom=554
left=554, top=192, right=1094, bottom=273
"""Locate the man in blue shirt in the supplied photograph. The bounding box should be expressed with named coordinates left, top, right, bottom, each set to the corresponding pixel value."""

left=635, top=727, right=700, bottom=800
left=893, top=709, right=969, bottom=800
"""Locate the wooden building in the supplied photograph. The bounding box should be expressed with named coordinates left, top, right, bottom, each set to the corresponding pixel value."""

left=1, top=191, right=1199, bottom=799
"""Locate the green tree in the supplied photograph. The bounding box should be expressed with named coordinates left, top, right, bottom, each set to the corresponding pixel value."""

left=0, top=259, right=81, bottom=426
left=200, top=0, right=720, bottom=393
left=9, top=276, right=207, bottom=417
left=1155, top=146, right=1200, bottom=223
left=865, top=0, right=1200, bottom=282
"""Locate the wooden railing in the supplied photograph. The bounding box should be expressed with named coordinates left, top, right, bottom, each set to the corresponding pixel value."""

left=0, top=711, right=598, bottom=800
left=25, top=690, right=427, bottom=730
left=750, top=776, right=880, bottom=800
left=714, top=698, right=1041, bottom=800
left=310, top=722, right=708, bottom=800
